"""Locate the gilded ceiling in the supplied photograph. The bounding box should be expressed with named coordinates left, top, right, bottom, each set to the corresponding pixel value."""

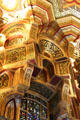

left=0, top=0, right=80, bottom=119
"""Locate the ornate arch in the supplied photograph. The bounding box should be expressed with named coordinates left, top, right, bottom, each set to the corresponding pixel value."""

left=38, top=38, right=66, bottom=60
left=0, top=88, right=23, bottom=116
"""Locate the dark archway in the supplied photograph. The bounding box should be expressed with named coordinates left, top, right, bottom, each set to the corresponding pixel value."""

left=43, top=59, right=54, bottom=79
left=4, top=99, right=16, bottom=120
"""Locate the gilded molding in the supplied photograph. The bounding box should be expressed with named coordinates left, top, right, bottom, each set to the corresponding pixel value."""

left=6, top=47, right=26, bottom=64
left=39, top=39, right=64, bottom=59
left=0, top=73, right=9, bottom=89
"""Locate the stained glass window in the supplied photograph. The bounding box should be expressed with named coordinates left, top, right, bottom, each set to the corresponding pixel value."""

left=20, top=93, right=47, bottom=120
left=20, top=99, right=27, bottom=120
left=40, top=106, right=47, bottom=120
left=27, top=100, right=40, bottom=120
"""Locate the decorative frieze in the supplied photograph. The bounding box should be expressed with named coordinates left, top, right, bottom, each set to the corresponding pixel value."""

left=39, top=39, right=64, bottom=59
left=6, top=47, right=26, bottom=64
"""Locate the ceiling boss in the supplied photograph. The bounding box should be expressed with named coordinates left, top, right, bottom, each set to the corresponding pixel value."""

left=0, top=0, right=19, bottom=11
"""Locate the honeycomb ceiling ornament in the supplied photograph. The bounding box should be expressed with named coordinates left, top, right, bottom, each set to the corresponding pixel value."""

left=53, top=0, right=80, bottom=18
left=0, top=0, right=79, bottom=87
